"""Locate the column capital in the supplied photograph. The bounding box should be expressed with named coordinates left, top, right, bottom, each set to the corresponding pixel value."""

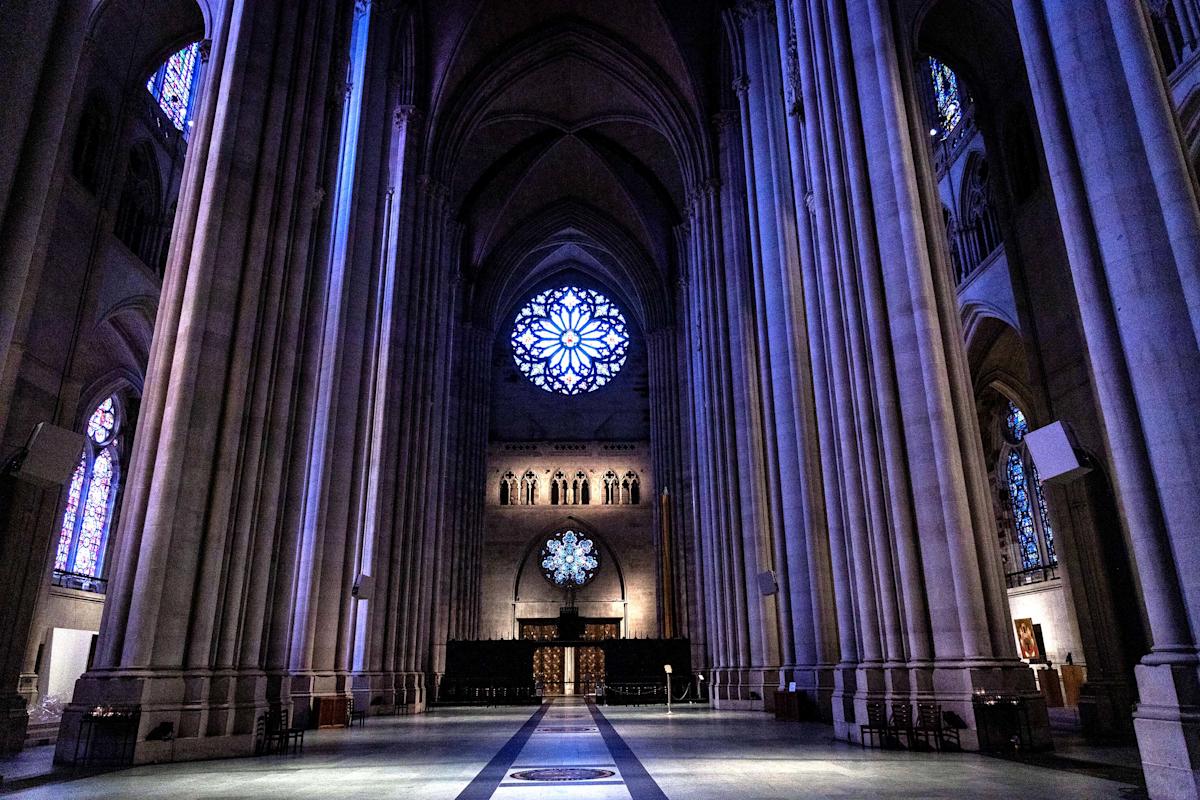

left=394, top=104, right=422, bottom=129
left=734, top=0, right=775, bottom=24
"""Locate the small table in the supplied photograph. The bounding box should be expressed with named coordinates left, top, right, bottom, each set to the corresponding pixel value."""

left=74, top=705, right=140, bottom=766
left=972, top=694, right=1034, bottom=754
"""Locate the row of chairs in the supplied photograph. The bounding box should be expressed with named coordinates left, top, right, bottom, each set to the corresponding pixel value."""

left=256, top=696, right=396, bottom=756
left=255, top=708, right=305, bottom=756
left=860, top=701, right=961, bottom=751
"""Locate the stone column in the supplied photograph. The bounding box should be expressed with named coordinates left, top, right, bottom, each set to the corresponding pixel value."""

left=1014, top=2, right=1200, bottom=795
left=0, top=1, right=89, bottom=431
left=821, top=0, right=934, bottom=682
left=55, top=0, right=354, bottom=764
left=842, top=0, right=1046, bottom=749
left=727, top=1, right=842, bottom=713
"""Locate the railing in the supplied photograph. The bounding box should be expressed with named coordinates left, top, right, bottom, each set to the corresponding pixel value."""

left=51, top=569, right=107, bottom=594
left=1005, top=564, right=1059, bottom=589
left=1148, top=0, right=1200, bottom=76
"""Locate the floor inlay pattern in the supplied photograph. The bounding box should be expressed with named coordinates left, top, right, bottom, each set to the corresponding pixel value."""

left=509, top=767, right=616, bottom=781
left=534, top=725, right=597, bottom=733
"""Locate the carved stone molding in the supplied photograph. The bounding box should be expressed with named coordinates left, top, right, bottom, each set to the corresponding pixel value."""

left=734, top=0, right=776, bottom=23
left=394, top=104, right=421, bottom=130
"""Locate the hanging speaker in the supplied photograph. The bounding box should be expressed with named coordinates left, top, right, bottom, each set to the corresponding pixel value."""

left=8, top=423, right=86, bottom=488
left=1024, top=421, right=1092, bottom=484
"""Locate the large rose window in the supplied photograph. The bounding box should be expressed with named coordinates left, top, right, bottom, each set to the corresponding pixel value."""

left=511, top=286, right=629, bottom=395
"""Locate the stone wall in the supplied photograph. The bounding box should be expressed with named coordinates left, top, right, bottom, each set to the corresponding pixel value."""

left=480, top=441, right=657, bottom=640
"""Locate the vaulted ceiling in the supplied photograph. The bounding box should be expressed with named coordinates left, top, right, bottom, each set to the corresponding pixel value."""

left=414, top=0, right=725, bottom=331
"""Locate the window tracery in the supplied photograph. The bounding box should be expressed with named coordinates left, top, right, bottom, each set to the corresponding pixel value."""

left=961, top=157, right=1002, bottom=273
left=54, top=397, right=122, bottom=588
left=510, top=286, right=629, bottom=395
left=114, top=143, right=164, bottom=272
left=521, top=470, right=538, bottom=505
left=929, top=57, right=962, bottom=135
left=603, top=470, right=619, bottom=505
left=499, top=470, right=517, bottom=505
left=1000, top=401, right=1058, bottom=576
left=540, top=529, right=599, bottom=589
left=146, top=42, right=203, bottom=134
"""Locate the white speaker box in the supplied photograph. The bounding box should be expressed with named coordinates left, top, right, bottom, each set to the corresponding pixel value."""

left=1024, top=421, right=1092, bottom=484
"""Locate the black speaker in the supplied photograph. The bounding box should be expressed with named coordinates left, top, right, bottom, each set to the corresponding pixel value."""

left=7, top=423, right=86, bottom=488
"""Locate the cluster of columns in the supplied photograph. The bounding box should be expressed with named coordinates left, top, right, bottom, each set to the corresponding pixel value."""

left=681, top=0, right=1045, bottom=746
left=42, top=0, right=464, bottom=763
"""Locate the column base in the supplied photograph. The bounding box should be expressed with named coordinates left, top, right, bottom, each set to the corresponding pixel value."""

left=55, top=668, right=269, bottom=765
left=833, top=659, right=1050, bottom=751
left=777, top=663, right=835, bottom=722
left=1133, top=660, right=1200, bottom=800
left=284, top=670, right=350, bottom=728
left=1077, top=676, right=1136, bottom=739
left=709, top=666, right=776, bottom=710
left=0, top=692, right=30, bottom=754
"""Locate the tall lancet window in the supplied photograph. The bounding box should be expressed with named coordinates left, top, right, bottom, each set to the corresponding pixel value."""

left=1002, top=401, right=1057, bottom=574
left=146, top=42, right=203, bottom=135
left=929, top=57, right=962, bottom=135
left=54, top=397, right=123, bottom=589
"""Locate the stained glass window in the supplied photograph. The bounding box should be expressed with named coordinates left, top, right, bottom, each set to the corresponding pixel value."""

left=146, top=42, right=202, bottom=133
left=929, top=57, right=962, bottom=134
left=540, top=529, right=600, bottom=589
left=1005, top=401, right=1029, bottom=443
left=511, top=286, right=629, bottom=395
left=53, top=397, right=121, bottom=582
left=1032, top=461, right=1057, bottom=565
left=53, top=458, right=86, bottom=571
left=1002, top=400, right=1058, bottom=571
left=1007, top=449, right=1041, bottom=570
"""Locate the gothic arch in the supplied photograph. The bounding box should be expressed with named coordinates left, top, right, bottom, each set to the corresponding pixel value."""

left=511, top=518, right=628, bottom=606
left=473, top=200, right=668, bottom=334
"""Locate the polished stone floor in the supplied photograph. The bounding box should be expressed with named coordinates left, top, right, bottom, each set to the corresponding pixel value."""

left=0, top=701, right=1145, bottom=799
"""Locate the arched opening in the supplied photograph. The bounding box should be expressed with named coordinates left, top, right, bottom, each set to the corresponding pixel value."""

left=913, top=0, right=1148, bottom=742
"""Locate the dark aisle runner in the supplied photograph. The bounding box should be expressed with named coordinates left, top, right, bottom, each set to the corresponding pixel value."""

left=454, top=698, right=669, bottom=800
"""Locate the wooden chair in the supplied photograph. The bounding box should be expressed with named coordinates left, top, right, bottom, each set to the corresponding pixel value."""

left=266, top=707, right=304, bottom=755
left=890, top=703, right=915, bottom=749
left=860, top=701, right=891, bottom=748
left=912, top=703, right=962, bottom=752
left=255, top=713, right=285, bottom=756
left=347, top=697, right=366, bottom=728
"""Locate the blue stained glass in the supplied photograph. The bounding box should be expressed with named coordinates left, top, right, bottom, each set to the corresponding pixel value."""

left=1005, top=401, right=1029, bottom=442
left=540, top=529, right=599, bottom=588
left=73, top=447, right=114, bottom=577
left=147, top=42, right=201, bottom=132
left=1007, top=450, right=1041, bottom=570
left=54, top=398, right=120, bottom=579
left=929, top=57, right=962, bottom=134
left=1032, top=461, right=1057, bottom=565
left=511, top=286, right=629, bottom=395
